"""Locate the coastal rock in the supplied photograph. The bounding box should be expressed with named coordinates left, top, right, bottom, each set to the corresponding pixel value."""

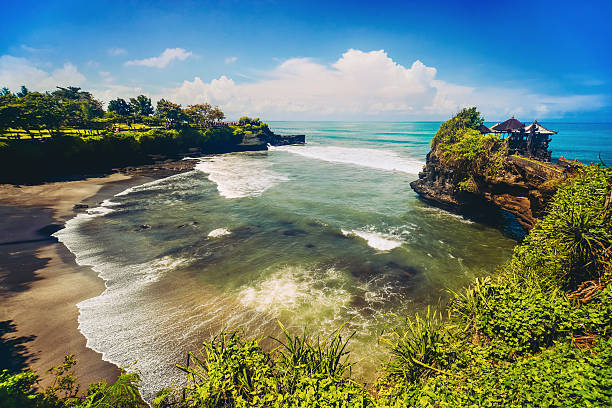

left=236, top=128, right=305, bottom=151
left=411, top=151, right=566, bottom=231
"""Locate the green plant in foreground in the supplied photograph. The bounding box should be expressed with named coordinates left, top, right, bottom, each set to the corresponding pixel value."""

left=156, top=324, right=370, bottom=407
left=0, top=355, right=145, bottom=407
left=2, top=142, right=611, bottom=407
left=380, top=307, right=451, bottom=383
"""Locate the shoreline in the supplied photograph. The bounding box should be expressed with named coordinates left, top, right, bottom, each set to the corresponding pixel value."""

left=0, top=160, right=198, bottom=388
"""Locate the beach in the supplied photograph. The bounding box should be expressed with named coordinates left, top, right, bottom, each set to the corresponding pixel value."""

left=0, top=160, right=198, bottom=388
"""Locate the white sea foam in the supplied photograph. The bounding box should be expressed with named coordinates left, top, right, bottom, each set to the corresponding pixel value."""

left=237, top=266, right=352, bottom=321
left=195, top=154, right=289, bottom=198
left=419, top=206, right=475, bottom=224
left=269, top=144, right=424, bottom=174
left=115, top=171, right=195, bottom=197
left=208, top=228, right=231, bottom=238
left=341, top=228, right=403, bottom=251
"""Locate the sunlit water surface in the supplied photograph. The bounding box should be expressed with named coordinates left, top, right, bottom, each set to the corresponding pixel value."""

left=56, top=121, right=610, bottom=400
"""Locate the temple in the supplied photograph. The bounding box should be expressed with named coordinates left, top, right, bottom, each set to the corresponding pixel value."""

left=479, top=117, right=557, bottom=162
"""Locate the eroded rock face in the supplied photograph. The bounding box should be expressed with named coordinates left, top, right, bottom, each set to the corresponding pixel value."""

left=410, top=151, right=565, bottom=231
left=237, top=129, right=305, bottom=151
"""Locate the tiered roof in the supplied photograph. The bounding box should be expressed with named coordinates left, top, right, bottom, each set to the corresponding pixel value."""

left=487, top=117, right=557, bottom=135
left=524, top=120, right=557, bottom=135
left=478, top=124, right=492, bottom=134
left=490, top=117, right=524, bottom=132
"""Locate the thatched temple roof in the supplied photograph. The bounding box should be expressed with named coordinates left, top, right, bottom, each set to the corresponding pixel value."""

left=524, top=120, right=558, bottom=135
left=478, top=124, right=492, bottom=134
left=490, top=117, right=525, bottom=132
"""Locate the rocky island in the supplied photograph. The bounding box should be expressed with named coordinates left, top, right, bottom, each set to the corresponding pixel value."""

left=410, top=108, right=582, bottom=230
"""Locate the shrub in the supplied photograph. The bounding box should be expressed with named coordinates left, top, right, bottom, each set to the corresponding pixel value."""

left=156, top=325, right=372, bottom=408
left=510, top=166, right=612, bottom=288
left=380, top=307, right=451, bottom=383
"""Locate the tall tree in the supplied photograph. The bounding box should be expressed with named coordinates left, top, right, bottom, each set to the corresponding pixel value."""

left=156, top=99, right=187, bottom=127
left=129, top=95, right=154, bottom=118
left=209, top=106, right=225, bottom=122
left=0, top=102, right=20, bottom=137
left=52, top=86, right=104, bottom=128
left=108, top=98, right=132, bottom=116
left=185, top=103, right=212, bottom=126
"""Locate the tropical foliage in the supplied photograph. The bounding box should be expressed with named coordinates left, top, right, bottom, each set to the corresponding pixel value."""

left=0, top=85, right=251, bottom=183
left=0, top=85, right=227, bottom=139
left=432, top=107, right=508, bottom=187
left=2, top=113, right=611, bottom=407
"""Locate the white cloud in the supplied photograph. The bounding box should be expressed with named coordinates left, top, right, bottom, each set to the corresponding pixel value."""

left=21, top=44, right=43, bottom=53
left=108, top=47, right=127, bottom=56
left=125, top=48, right=192, bottom=68
left=92, top=84, right=144, bottom=105
left=99, top=71, right=115, bottom=84
left=161, top=49, right=605, bottom=120
left=225, top=56, right=238, bottom=64
left=0, top=55, right=86, bottom=91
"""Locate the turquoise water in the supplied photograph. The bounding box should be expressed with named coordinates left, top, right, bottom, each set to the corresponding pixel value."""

left=54, top=121, right=609, bottom=400
left=483, top=121, right=612, bottom=164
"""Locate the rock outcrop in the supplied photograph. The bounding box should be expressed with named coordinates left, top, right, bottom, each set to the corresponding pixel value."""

left=236, top=129, right=305, bottom=151
left=411, top=151, right=568, bottom=231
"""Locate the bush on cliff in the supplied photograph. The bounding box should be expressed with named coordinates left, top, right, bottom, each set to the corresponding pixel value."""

left=154, top=326, right=371, bottom=408
left=3, top=128, right=610, bottom=407
left=432, top=107, right=507, bottom=186
left=377, top=165, right=612, bottom=407
left=0, top=126, right=245, bottom=183
left=0, top=355, right=145, bottom=408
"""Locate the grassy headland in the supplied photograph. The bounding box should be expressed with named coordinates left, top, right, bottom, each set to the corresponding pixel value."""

left=2, top=111, right=611, bottom=407
left=0, top=86, right=272, bottom=183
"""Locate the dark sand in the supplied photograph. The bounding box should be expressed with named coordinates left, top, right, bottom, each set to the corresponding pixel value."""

left=0, top=162, right=197, bottom=388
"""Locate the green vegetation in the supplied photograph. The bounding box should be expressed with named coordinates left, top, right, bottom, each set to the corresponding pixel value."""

left=432, top=107, right=508, bottom=188
left=1, top=355, right=145, bottom=408
left=0, top=84, right=271, bottom=183
left=4, top=165, right=610, bottom=406
left=0, top=86, right=228, bottom=138
left=2, top=114, right=611, bottom=406
left=374, top=165, right=612, bottom=407
left=0, top=126, right=246, bottom=183
left=154, top=325, right=367, bottom=407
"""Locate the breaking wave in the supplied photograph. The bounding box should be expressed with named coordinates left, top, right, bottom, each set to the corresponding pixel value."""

left=341, top=228, right=404, bottom=251
left=196, top=154, right=290, bottom=198
left=269, top=144, right=424, bottom=174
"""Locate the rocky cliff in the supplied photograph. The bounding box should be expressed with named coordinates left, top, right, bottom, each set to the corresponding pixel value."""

left=237, top=128, right=305, bottom=151
left=410, top=150, right=571, bottom=231
left=409, top=108, right=581, bottom=232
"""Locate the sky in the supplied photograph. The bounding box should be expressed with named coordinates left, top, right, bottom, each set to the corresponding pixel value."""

left=1, top=0, right=611, bottom=121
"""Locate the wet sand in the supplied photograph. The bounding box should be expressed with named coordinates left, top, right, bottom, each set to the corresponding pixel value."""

left=0, top=173, right=153, bottom=387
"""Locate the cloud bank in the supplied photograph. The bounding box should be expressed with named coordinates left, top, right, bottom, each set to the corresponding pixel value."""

left=164, top=49, right=605, bottom=120
left=0, top=55, right=86, bottom=90
left=125, top=48, right=192, bottom=68
left=0, top=49, right=605, bottom=120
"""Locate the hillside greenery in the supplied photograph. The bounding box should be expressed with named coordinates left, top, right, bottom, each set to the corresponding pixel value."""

left=0, top=86, right=227, bottom=138
left=432, top=107, right=508, bottom=192
left=3, top=163, right=610, bottom=407
left=0, top=84, right=274, bottom=183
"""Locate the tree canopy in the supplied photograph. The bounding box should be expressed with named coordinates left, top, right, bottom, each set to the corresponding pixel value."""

left=129, top=95, right=154, bottom=117
left=0, top=85, right=228, bottom=137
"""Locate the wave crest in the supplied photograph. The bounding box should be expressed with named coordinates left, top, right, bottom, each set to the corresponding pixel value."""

left=196, top=154, right=289, bottom=198
left=269, top=145, right=424, bottom=174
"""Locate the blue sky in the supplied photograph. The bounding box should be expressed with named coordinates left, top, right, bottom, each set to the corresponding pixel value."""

left=1, top=0, right=611, bottom=120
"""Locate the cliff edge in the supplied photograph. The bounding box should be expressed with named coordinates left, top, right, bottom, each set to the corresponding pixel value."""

left=410, top=108, right=575, bottom=231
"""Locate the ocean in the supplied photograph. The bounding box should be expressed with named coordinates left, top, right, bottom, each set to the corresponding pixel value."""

left=54, top=121, right=612, bottom=400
